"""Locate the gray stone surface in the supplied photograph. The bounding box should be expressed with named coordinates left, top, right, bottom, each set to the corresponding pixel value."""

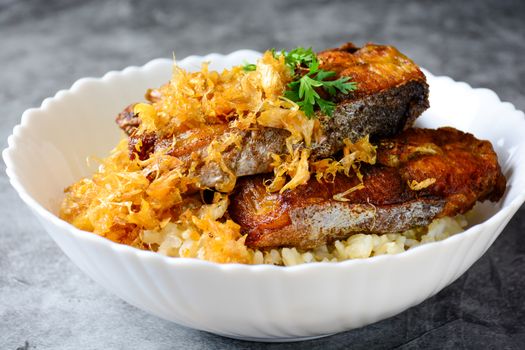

left=1, top=0, right=524, bottom=348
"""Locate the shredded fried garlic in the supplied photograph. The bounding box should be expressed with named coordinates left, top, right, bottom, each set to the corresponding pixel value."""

left=59, top=50, right=379, bottom=264
left=203, top=132, right=243, bottom=192
left=408, top=178, right=436, bottom=191
left=312, top=135, right=377, bottom=183
left=60, top=52, right=300, bottom=257
left=333, top=183, right=366, bottom=202
left=265, top=148, right=311, bottom=193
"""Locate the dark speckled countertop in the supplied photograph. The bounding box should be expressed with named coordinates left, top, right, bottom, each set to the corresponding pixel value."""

left=1, top=0, right=524, bottom=349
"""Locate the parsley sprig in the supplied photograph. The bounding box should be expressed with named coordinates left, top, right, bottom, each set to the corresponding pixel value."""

left=242, top=47, right=357, bottom=118
left=242, top=61, right=256, bottom=72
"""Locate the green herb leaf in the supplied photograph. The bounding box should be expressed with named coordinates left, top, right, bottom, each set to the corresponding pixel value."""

left=273, top=47, right=358, bottom=118
left=321, top=75, right=357, bottom=96
left=242, top=62, right=257, bottom=72
left=283, top=89, right=300, bottom=101
left=317, top=98, right=336, bottom=116
left=314, top=69, right=336, bottom=81
left=283, top=47, right=317, bottom=72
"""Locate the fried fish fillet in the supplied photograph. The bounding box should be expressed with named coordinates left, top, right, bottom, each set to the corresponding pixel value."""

left=117, top=43, right=429, bottom=189
left=228, top=127, right=506, bottom=249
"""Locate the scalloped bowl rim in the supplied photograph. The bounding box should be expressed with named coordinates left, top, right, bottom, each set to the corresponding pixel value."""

left=3, top=50, right=525, bottom=274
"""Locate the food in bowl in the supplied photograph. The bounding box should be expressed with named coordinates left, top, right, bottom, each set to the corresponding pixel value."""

left=59, top=42, right=506, bottom=265
left=230, top=127, right=506, bottom=250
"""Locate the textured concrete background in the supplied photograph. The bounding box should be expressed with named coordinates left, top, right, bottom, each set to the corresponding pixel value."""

left=1, top=0, right=524, bottom=349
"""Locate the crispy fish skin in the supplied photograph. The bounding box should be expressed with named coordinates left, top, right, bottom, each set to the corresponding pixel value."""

left=117, top=43, right=429, bottom=189
left=311, top=43, right=429, bottom=157
left=229, top=127, right=506, bottom=249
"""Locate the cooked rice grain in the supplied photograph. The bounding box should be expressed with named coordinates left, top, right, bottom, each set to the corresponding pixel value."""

left=143, top=215, right=467, bottom=266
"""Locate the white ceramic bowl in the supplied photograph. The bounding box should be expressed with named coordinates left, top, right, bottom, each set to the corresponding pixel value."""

left=4, top=50, right=525, bottom=342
